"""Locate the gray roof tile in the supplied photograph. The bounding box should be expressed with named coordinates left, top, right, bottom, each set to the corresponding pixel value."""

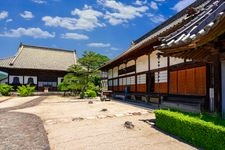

left=0, top=44, right=76, bottom=71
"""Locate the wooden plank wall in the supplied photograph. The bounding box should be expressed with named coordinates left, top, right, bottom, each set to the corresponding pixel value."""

left=169, top=66, right=206, bottom=96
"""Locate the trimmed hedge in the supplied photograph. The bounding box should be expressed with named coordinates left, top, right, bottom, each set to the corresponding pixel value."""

left=154, top=110, right=225, bottom=150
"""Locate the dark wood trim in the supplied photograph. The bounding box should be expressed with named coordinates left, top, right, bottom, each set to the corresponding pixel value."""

left=167, top=57, right=170, bottom=94
left=135, top=59, right=137, bottom=93
left=150, top=67, right=168, bottom=73
left=214, top=54, right=221, bottom=112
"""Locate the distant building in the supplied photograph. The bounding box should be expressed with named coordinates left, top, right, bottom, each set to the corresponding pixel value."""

left=99, top=0, right=225, bottom=114
left=0, top=43, right=77, bottom=91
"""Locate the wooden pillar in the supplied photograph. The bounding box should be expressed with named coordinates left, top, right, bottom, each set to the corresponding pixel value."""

left=214, top=55, right=221, bottom=112
left=221, top=61, right=225, bottom=118
left=209, top=48, right=221, bottom=112
left=135, top=59, right=137, bottom=93
left=167, top=56, right=170, bottom=94
left=147, top=53, right=151, bottom=93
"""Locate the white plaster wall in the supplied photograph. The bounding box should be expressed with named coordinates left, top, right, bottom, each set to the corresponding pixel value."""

left=24, top=76, right=37, bottom=84
left=123, top=78, right=127, bottom=85
left=150, top=51, right=168, bottom=70
left=222, top=61, right=225, bottom=117
left=113, top=66, right=118, bottom=78
left=119, top=64, right=126, bottom=70
left=108, top=69, right=113, bottom=79
left=101, top=79, right=108, bottom=90
left=127, top=76, right=135, bottom=85
left=57, top=77, right=64, bottom=85
left=9, top=75, right=23, bottom=84
left=155, top=70, right=168, bottom=83
left=0, top=78, right=8, bottom=84
left=136, top=55, right=148, bottom=73
left=113, top=79, right=118, bottom=86
left=119, top=78, right=123, bottom=86
left=137, top=74, right=146, bottom=84
left=170, top=57, right=184, bottom=66
left=127, top=60, right=135, bottom=67
left=108, top=80, right=112, bottom=86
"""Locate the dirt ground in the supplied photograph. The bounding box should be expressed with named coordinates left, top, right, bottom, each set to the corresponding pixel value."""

left=0, top=96, right=196, bottom=150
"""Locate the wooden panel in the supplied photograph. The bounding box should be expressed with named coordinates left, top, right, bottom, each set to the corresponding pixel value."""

left=129, top=85, right=136, bottom=92
left=118, top=86, right=124, bottom=92
left=113, top=86, right=118, bottom=91
left=170, top=66, right=206, bottom=96
left=178, top=70, right=186, bottom=94
left=195, top=66, right=206, bottom=96
left=137, top=84, right=146, bottom=93
left=169, top=71, right=178, bottom=94
left=154, top=83, right=168, bottom=93
left=186, top=68, right=196, bottom=95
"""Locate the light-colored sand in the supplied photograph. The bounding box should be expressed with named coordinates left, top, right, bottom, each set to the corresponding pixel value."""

left=1, top=96, right=196, bottom=150
left=0, top=96, right=11, bottom=102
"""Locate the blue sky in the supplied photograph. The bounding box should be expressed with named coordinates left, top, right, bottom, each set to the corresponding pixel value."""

left=0, top=0, right=195, bottom=59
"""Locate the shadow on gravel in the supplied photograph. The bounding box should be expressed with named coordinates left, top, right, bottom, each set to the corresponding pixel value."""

left=0, top=96, right=50, bottom=150
left=0, top=97, right=13, bottom=103
left=0, top=96, right=47, bottom=113
left=112, top=98, right=157, bottom=110
left=140, top=119, right=198, bottom=149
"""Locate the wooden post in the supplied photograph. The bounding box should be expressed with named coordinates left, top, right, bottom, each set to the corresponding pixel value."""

left=209, top=46, right=221, bottom=112
left=135, top=59, right=137, bottom=93
left=167, top=56, right=170, bottom=94
left=214, top=55, right=221, bottom=112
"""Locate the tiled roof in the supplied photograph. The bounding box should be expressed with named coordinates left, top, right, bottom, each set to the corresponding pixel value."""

left=100, top=0, right=208, bottom=69
left=0, top=43, right=77, bottom=71
left=156, top=0, right=225, bottom=50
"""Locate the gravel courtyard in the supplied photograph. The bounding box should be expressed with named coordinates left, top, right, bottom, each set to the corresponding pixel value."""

left=0, top=96, right=196, bottom=150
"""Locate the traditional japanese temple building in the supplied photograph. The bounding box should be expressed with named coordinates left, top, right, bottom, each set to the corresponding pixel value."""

left=100, top=0, right=225, bottom=114
left=0, top=43, right=77, bottom=91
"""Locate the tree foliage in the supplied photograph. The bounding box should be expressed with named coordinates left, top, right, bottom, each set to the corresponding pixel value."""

left=58, top=51, right=109, bottom=98
left=78, top=51, right=110, bottom=71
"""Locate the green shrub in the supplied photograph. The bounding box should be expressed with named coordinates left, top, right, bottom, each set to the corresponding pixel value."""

left=85, top=90, right=97, bottom=98
left=0, top=84, right=13, bottom=96
left=154, top=110, right=225, bottom=150
left=17, top=84, right=35, bottom=97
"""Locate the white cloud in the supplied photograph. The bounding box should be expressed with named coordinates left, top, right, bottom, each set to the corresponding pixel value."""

left=20, top=11, right=34, bottom=20
left=6, top=19, right=13, bottom=23
left=147, top=13, right=166, bottom=24
left=172, top=0, right=195, bottom=12
left=110, top=47, right=120, bottom=51
left=150, top=1, right=158, bottom=10
left=61, top=33, right=89, bottom=40
left=87, top=42, right=111, bottom=48
left=133, top=0, right=147, bottom=6
left=97, top=0, right=148, bottom=25
left=32, top=0, right=47, bottom=4
left=0, top=11, right=8, bottom=20
left=0, top=27, right=55, bottom=38
left=42, top=5, right=105, bottom=31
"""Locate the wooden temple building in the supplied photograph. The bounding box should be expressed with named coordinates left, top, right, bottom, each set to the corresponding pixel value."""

left=0, top=43, right=77, bottom=91
left=100, top=0, right=225, bottom=115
